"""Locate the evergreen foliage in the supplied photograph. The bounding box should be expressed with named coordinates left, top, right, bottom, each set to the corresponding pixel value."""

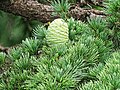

left=0, top=52, right=6, bottom=66
left=80, top=52, right=120, bottom=90
left=0, top=0, right=120, bottom=89
left=51, top=0, right=70, bottom=18
left=105, top=0, right=120, bottom=48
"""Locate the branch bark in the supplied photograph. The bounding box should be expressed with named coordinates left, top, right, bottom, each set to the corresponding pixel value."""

left=0, top=0, right=59, bottom=22
left=0, top=45, right=8, bottom=54
left=0, top=0, right=106, bottom=23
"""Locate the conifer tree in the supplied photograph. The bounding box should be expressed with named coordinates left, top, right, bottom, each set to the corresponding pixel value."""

left=0, top=0, right=120, bottom=89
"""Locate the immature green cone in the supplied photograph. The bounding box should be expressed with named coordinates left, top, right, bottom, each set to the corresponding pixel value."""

left=46, top=18, right=69, bottom=45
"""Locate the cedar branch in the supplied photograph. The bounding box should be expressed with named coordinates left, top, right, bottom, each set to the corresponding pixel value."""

left=0, top=0, right=106, bottom=22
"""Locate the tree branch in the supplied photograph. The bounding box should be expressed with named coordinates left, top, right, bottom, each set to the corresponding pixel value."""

left=0, top=0, right=59, bottom=22
left=0, top=45, right=8, bottom=54
left=0, top=0, right=106, bottom=23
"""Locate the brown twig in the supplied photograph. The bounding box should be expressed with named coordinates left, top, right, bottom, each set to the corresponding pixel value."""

left=0, top=45, right=9, bottom=54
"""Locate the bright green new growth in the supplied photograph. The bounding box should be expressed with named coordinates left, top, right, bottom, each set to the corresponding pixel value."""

left=46, top=18, right=69, bottom=46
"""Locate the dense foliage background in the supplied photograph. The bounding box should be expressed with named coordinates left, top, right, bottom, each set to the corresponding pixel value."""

left=0, top=0, right=120, bottom=90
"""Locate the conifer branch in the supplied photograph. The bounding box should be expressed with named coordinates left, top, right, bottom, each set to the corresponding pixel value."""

left=0, top=0, right=106, bottom=22
left=0, top=45, right=8, bottom=54
left=0, top=0, right=59, bottom=22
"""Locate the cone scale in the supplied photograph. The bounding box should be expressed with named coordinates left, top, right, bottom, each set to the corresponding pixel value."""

left=46, top=19, right=69, bottom=45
